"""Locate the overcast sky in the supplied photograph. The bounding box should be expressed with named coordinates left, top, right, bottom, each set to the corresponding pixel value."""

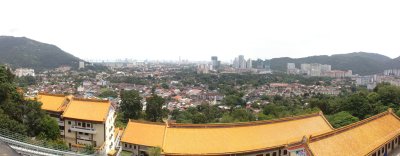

left=1, top=0, right=400, bottom=62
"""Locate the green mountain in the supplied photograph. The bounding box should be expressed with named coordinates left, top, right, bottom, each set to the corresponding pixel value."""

left=0, top=36, right=81, bottom=70
left=270, top=52, right=400, bottom=75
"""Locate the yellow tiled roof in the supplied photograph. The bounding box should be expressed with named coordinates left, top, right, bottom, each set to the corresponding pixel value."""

left=121, top=121, right=166, bottom=147
left=36, top=93, right=68, bottom=112
left=308, top=110, right=400, bottom=156
left=62, top=98, right=111, bottom=122
left=122, top=112, right=333, bottom=155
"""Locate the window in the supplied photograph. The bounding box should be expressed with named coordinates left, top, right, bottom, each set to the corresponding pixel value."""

left=129, top=144, right=132, bottom=148
left=134, top=145, right=137, bottom=149
left=68, top=129, right=71, bottom=133
left=283, top=150, right=288, bottom=155
left=68, top=121, right=71, bottom=125
left=256, top=154, right=263, bottom=156
left=85, top=133, right=89, bottom=135
left=87, top=123, right=91, bottom=128
left=372, top=153, right=376, bottom=156
left=124, top=144, right=127, bottom=148
left=388, top=143, right=391, bottom=149
left=266, top=154, right=270, bottom=156
left=381, top=147, right=384, bottom=153
left=79, top=132, right=83, bottom=134
left=273, top=152, right=277, bottom=156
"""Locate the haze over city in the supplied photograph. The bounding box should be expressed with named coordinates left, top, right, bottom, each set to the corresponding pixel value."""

left=1, top=0, right=400, bottom=61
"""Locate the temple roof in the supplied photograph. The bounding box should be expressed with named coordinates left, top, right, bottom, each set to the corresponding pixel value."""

left=36, top=93, right=69, bottom=113
left=62, top=98, right=111, bottom=122
left=307, top=109, right=400, bottom=156
left=121, top=112, right=333, bottom=155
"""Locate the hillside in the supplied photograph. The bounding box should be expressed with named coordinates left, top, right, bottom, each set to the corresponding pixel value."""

left=0, top=36, right=81, bottom=70
left=270, top=52, right=400, bottom=75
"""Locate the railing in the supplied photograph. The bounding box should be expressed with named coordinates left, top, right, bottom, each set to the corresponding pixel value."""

left=58, top=120, right=65, bottom=126
left=77, top=135, right=93, bottom=140
left=70, top=126, right=97, bottom=134
left=0, top=128, right=90, bottom=156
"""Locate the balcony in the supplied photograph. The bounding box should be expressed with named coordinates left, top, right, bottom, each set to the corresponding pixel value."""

left=58, top=120, right=64, bottom=126
left=70, top=126, right=97, bottom=134
left=77, top=135, right=93, bottom=141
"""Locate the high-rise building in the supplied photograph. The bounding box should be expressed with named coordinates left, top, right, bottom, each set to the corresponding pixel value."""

left=233, top=57, right=239, bottom=68
left=211, top=56, right=220, bottom=70
left=310, top=63, right=322, bottom=76
left=287, top=63, right=298, bottom=74
left=246, top=59, right=252, bottom=69
left=287, top=63, right=295, bottom=70
left=321, top=64, right=332, bottom=72
left=238, top=55, right=245, bottom=69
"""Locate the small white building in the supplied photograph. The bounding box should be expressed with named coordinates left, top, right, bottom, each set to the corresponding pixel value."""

left=14, top=68, right=35, bottom=77
left=79, top=61, right=85, bottom=69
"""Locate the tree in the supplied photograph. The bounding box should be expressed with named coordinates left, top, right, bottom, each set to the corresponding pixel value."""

left=341, top=91, right=372, bottom=119
left=222, top=95, right=245, bottom=108
left=192, top=113, right=207, bottom=124
left=256, top=112, right=274, bottom=121
left=98, top=89, right=118, bottom=98
left=161, top=83, right=169, bottom=89
left=0, top=65, right=61, bottom=140
left=120, top=90, right=143, bottom=121
left=38, top=115, right=60, bottom=140
left=260, top=94, right=270, bottom=101
left=145, top=95, right=165, bottom=122
left=148, top=147, right=162, bottom=156
left=83, top=144, right=95, bottom=154
left=327, top=111, right=359, bottom=128
left=230, top=109, right=256, bottom=122
left=220, top=109, right=255, bottom=123
left=376, top=85, right=400, bottom=106
left=0, top=109, right=27, bottom=134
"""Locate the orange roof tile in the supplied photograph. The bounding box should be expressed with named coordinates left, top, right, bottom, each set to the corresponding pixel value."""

left=121, top=120, right=166, bottom=147
left=308, top=109, right=400, bottom=156
left=36, top=93, right=68, bottom=112
left=62, top=98, right=111, bottom=122
left=122, top=112, right=333, bottom=155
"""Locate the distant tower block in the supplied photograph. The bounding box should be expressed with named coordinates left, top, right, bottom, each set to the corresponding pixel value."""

left=79, top=61, right=85, bottom=69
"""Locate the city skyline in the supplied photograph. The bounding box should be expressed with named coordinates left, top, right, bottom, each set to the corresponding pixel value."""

left=1, top=0, right=400, bottom=61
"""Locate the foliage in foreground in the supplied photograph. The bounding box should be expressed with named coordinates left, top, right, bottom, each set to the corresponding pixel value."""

left=0, top=65, right=65, bottom=146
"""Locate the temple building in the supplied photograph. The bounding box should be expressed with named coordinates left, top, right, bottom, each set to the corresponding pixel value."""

left=288, top=108, right=400, bottom=156
left=121, top=112, right=334, bottom=156
left=121, top=109, right=400, bottom=156
left=33, top=93, right=121, bottom=155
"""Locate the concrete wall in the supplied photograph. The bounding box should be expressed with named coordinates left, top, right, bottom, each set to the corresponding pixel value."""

left=370, top=135, right=400, bottom=156
left=122, top=143, right=149, bottom=156
left=63, top=119, right=105, bottom=150
left=120, top=143, right=289, bottom=156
